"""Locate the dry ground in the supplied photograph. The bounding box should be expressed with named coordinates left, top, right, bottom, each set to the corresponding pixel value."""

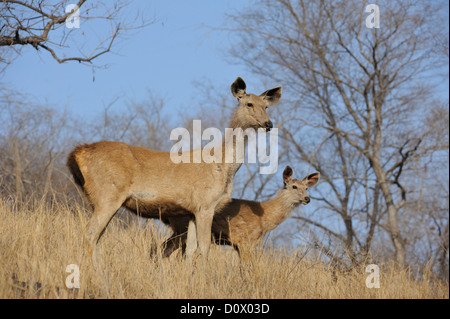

left=0, top=197, right=448, bottom=299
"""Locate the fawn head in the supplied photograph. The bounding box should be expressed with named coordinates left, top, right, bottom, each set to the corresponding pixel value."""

left=230, top=77, right=282, bottom=132
left=283, top=166, right=320, bottom=205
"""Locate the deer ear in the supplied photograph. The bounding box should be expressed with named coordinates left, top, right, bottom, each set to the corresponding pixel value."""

left=231, top=77, right=246, bottom=99
left=260, top=86, right=282, bottom=106
left=283, top=166, right=293, bottom=184
left=304, top=172, right=320, bottom=188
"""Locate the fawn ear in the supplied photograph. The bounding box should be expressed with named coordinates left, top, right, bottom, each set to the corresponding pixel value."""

left=303, top=172, right=320, bottom=188
left=260, top=86, right=282, bottom=106
left=283, top=166, right=293, bottom=184
left=231, top=77, right=247, bottom=99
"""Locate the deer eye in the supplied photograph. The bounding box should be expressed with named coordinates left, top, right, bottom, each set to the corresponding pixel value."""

left=292, top=185, right=297, bottom=189
left=247, top=103, right=253, bottom=107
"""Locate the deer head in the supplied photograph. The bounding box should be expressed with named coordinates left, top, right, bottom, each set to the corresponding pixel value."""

left=230, top=77, right=282, bottom=132
left=283, top=166, right=320, bottom=205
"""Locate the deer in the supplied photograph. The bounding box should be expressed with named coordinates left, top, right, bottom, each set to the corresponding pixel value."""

left=161, top=166, right=320, bottom=258
left=66, top=77, right=282, bottom=260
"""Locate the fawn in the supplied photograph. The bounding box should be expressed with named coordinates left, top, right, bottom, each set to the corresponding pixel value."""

left=162, top=166, right=320, bottom=257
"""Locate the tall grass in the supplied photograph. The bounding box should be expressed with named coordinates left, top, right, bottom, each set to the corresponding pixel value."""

left=0, top=196, right=448, bottom=299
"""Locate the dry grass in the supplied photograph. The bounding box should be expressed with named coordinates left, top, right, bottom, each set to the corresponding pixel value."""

left=0, top=197, right=448, bottom=299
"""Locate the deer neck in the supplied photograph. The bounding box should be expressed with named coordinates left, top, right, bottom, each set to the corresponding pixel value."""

left=218, top=113, right=255, bottom=178
left=261, top=189, right=300, bottom=231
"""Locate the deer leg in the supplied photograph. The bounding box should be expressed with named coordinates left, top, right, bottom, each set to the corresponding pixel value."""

left=162, top=231, right=186, bottom=258
left=194, top=208, right=214, bottom=259
left=84, top=197, right=125, bottom=260
left=162, top=216, right=191, bottom=257
left=185, top=217, right=198, bottom=258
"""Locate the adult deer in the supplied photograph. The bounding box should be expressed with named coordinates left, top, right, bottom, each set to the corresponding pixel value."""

left=162, top=166, right=320, bottom=258
left=67, top=77, right=282, bottom=259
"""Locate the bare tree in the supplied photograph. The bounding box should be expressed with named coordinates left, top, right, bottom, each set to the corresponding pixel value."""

left=0, top=0, right=154, bottom=71
left=227, top=0, right=449, bottom=267
left=0, top=86, right=74, bottom=201
left=402, top=103, right=449, bottom=278
left=84, top=92, right=172, bottom=151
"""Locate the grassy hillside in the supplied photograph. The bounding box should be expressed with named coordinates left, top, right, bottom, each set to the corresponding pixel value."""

left=0, top=197, right=447, bottom=299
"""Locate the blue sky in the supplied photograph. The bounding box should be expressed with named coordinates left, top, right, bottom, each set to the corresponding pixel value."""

left=1, top=1, right=257, bottom=120
left=2, top=0, right=448, bottom=122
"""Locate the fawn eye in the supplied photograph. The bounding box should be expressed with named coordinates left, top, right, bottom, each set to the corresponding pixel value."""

left=292, top=185, right=297, bottom=189
left=247, top=103, right=253, bottom=107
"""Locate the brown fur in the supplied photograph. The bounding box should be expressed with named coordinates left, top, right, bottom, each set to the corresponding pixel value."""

left=162, top=166, right=320, bottom=257
left=67, top=77, right=282, bottom=259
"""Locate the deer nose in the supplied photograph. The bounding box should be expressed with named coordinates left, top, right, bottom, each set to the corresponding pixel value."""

left=265, top=121, right=273, bottom=131
left=304, top=197, right=310, bottom=204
